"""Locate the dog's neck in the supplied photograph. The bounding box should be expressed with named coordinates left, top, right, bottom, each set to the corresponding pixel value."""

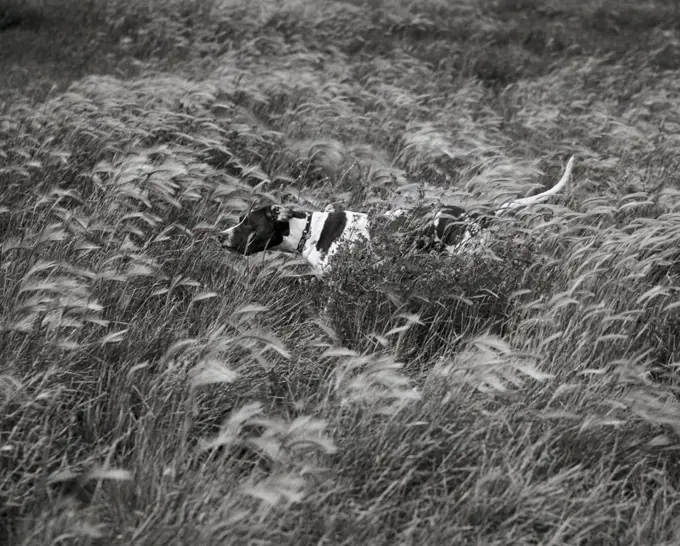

left=277, top=211, right=346, bottom=274
left=277, top=212, right=317, bottom=255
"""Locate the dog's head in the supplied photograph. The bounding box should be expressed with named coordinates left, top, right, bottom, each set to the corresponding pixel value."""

left=220, top=204, right=295, bottom=255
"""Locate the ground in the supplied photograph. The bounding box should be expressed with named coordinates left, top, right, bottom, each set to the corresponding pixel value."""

left=2, top=0, right=680, bottom=544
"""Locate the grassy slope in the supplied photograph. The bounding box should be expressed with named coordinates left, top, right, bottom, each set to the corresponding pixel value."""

left=3, top=0, right=680, bottom=544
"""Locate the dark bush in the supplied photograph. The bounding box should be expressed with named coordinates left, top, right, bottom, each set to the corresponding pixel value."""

left=323, top=232, right=541, bottom=365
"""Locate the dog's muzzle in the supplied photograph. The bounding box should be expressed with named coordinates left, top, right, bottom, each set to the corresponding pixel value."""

left=220, top=229, right=236, bottom=249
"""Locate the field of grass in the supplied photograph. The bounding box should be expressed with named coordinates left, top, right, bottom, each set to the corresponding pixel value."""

left=3, top=0, right=680, bottom=543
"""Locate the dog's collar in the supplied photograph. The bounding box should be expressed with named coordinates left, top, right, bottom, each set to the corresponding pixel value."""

left=296, top=214, right=313, bottom=253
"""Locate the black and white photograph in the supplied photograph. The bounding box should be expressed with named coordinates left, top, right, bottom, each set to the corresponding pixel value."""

left=1, top=0, right=680, bottom=544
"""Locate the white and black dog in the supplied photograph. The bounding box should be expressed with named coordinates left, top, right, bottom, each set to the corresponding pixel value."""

left=220, top=156, right=575, bottom=274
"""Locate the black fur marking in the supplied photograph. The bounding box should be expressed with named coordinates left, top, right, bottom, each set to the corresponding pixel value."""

left=316, top=212, right=348, bottom=254
left=222, top=206, right=289, bottom=255
left=276, top=221, right=290, bottom=237
left=434, top=206, right=469, bottom=245
left=435, top=206, right=493, bottom=245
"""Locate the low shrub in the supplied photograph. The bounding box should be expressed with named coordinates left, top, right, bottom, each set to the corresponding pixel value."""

left=323, top=230, right=542, bottom=364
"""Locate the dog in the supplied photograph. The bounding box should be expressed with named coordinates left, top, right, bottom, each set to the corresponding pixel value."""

left=220, top=156, right=574, bottom=274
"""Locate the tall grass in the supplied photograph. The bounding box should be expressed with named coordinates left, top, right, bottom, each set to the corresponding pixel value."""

left=2, top=0, right=680, bottom=544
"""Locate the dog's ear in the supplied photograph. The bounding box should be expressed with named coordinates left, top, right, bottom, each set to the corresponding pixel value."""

left=267, top=205, right=293, bottom=222
left=324, top=203, right=345, bottom=213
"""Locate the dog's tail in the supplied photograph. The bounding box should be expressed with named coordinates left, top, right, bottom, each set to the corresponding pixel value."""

left=497, top=155, right=575, bottom=215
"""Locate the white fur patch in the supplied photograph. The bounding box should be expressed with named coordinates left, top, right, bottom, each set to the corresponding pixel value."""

left=303, top=212, right=370, bottom=273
